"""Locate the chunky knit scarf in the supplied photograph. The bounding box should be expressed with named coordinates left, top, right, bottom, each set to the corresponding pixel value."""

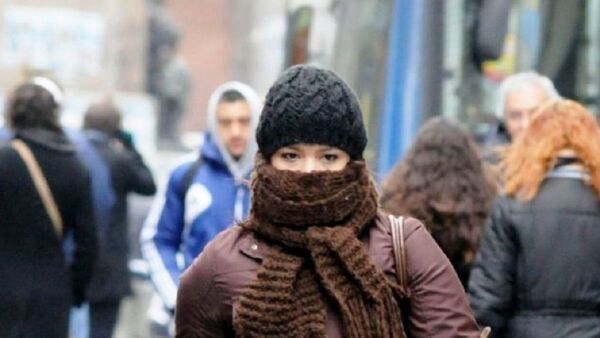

left=234, top=161, right=407, bottom=338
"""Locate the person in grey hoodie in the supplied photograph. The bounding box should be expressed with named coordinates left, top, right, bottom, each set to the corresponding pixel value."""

left=140, top=81, right=261, bottom=317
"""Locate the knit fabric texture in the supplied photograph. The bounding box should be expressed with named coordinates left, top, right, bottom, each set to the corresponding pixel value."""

left=256, top=65, right=367, bottom=160
left=234, top=161, right=407, bottom=338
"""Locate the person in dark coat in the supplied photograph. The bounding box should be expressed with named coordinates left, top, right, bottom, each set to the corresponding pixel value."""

left=469, top=99, right=600, bottom=337
left=380, top=117, right=497, bottom=287
left=0, top=78, right=98, bottom=338
left=82, top=101, right=157, bottom=338
left=175, top=65, right=484, bottom=337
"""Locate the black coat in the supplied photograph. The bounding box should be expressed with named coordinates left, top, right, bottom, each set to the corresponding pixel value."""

left=469, top=172, right=600, bottom=337
left=85, top=131, right=156, bottom=303
left=0, top=129, right=98, bottom=338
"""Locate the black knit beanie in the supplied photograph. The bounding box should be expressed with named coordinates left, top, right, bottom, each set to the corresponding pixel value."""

left=256, top=65, right=367, bottom=160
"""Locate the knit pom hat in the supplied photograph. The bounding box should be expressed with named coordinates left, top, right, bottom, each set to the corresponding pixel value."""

left=256, top=65, right=367, bottom=160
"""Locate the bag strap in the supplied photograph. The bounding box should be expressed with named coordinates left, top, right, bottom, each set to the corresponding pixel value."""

left=389, top=215, right=492, bottom=338
left=389, top=215, right=410, bottom=296
left=11, top=139, right=64, bottom=237
left=178, top=155, right=203, bottom=199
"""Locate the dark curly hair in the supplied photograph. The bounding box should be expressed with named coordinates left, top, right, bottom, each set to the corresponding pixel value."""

left=5, top=83, right=61, bottom=131
left=380, top=117, right=497, bottom=286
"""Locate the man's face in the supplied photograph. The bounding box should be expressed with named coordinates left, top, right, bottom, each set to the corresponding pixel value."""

left=504, top=85, right=548, bottom=140
left=216, top=100, right=252, bottom=159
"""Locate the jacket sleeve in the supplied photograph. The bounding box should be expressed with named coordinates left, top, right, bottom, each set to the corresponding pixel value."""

left=71, top=171, right=99, bottom=305
left=175, top=240, right=223, bottom=337
left=117, top=145, right=157, bottom=196
left=468, top=198, right=517, bottom=336
left=403, top=218, right=481, bottom=338
left=140, top=167, right=187, bottom=310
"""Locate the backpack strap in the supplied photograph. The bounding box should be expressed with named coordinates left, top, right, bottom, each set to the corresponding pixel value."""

left=389, top=215, right=410, bottom=297
left=11, top=139, right=64, bottom=237
left=178, top=155, right=203, bottom=199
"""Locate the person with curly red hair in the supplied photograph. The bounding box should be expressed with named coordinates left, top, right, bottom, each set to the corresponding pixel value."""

left=469, top=99, right=600, bottom=337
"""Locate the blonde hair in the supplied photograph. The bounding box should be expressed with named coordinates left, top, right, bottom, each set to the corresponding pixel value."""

left=502, top=99, right=600, bottom=200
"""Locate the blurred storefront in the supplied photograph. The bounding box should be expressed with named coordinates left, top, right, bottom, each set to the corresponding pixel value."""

left=0, top=0, right=147, bottom=91
left=441, top=0, right=600, bottom=138
left=0, top=0, right=156, bottom=153
left=2, top=0, right=599, bottom=171
left=376, top=0, right=600, bottom=175
left=228, top=0, right=394, bottom=169
left=442, top=0, right=596, bottom=136
left=259, top=0, right=600, bottom=177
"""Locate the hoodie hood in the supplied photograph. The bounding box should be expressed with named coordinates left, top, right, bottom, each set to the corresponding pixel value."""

left=206, top=81, right=262, bottom=181
left=16, top=127, right=75, bottom=153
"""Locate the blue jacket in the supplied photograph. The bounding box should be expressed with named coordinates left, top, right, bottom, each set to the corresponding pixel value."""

left=0, top=127, right=9, bottom=140
left=141, top=134, right=251, bottom=309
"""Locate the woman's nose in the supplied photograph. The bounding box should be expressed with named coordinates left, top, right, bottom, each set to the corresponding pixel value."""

left=299, top=158, right=317, bottom=173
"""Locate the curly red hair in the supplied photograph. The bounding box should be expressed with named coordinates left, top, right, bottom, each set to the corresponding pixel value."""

left=502, top=99, right=600, bottom=200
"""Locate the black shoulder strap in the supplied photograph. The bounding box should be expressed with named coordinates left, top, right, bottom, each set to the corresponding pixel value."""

left=178, top=155, right=203, bottom=199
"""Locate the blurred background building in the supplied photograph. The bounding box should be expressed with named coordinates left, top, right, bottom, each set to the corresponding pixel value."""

left=0, top=0, right=154, bottom=152
left=1, top=0, right=600, bottom=170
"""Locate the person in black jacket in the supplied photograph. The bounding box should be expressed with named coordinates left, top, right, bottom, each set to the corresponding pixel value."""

left=469, top=99, right=600, bottom=337
left=82, top=101, right=157, bottom=338
left=0, top=78, right=98, bottom=338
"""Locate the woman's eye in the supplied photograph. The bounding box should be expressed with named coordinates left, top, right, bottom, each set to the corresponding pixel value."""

left=323, top=154, right=339, bottom=161
left=282, top=153, right=299, bottom=160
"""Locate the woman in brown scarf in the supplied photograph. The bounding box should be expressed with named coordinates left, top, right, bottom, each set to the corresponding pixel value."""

left=175, top=65, right=483, bottom=337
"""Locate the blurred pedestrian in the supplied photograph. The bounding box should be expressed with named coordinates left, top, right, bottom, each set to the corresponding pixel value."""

left=483, top=72, right=559, bottom=163
left=83, top=101, right=157, bottom=338
left=156, top=52, right=191, bottom=151
left=175, top=65, right=484, bottom=337
left=469, top=99, right=600, bottom=337
left=148, top=18, right=191, bottom=151
left=0, top=78, right=97, bottom=338
left=381, top=117, right=497, bottom=287
left=0, top=92, right=116, bottom=338
left=140, top=82, right=261, bottom=327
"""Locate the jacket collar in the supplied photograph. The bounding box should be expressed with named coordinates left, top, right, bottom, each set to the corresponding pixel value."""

left=83, top=129, right=111, bottom=143
left=547, top=163, right=589, bottom=181
left=547, top=153, right=589, bottom=181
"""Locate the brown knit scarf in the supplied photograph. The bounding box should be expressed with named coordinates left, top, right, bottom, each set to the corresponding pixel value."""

left=234, top=161, right=407, bottom=338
